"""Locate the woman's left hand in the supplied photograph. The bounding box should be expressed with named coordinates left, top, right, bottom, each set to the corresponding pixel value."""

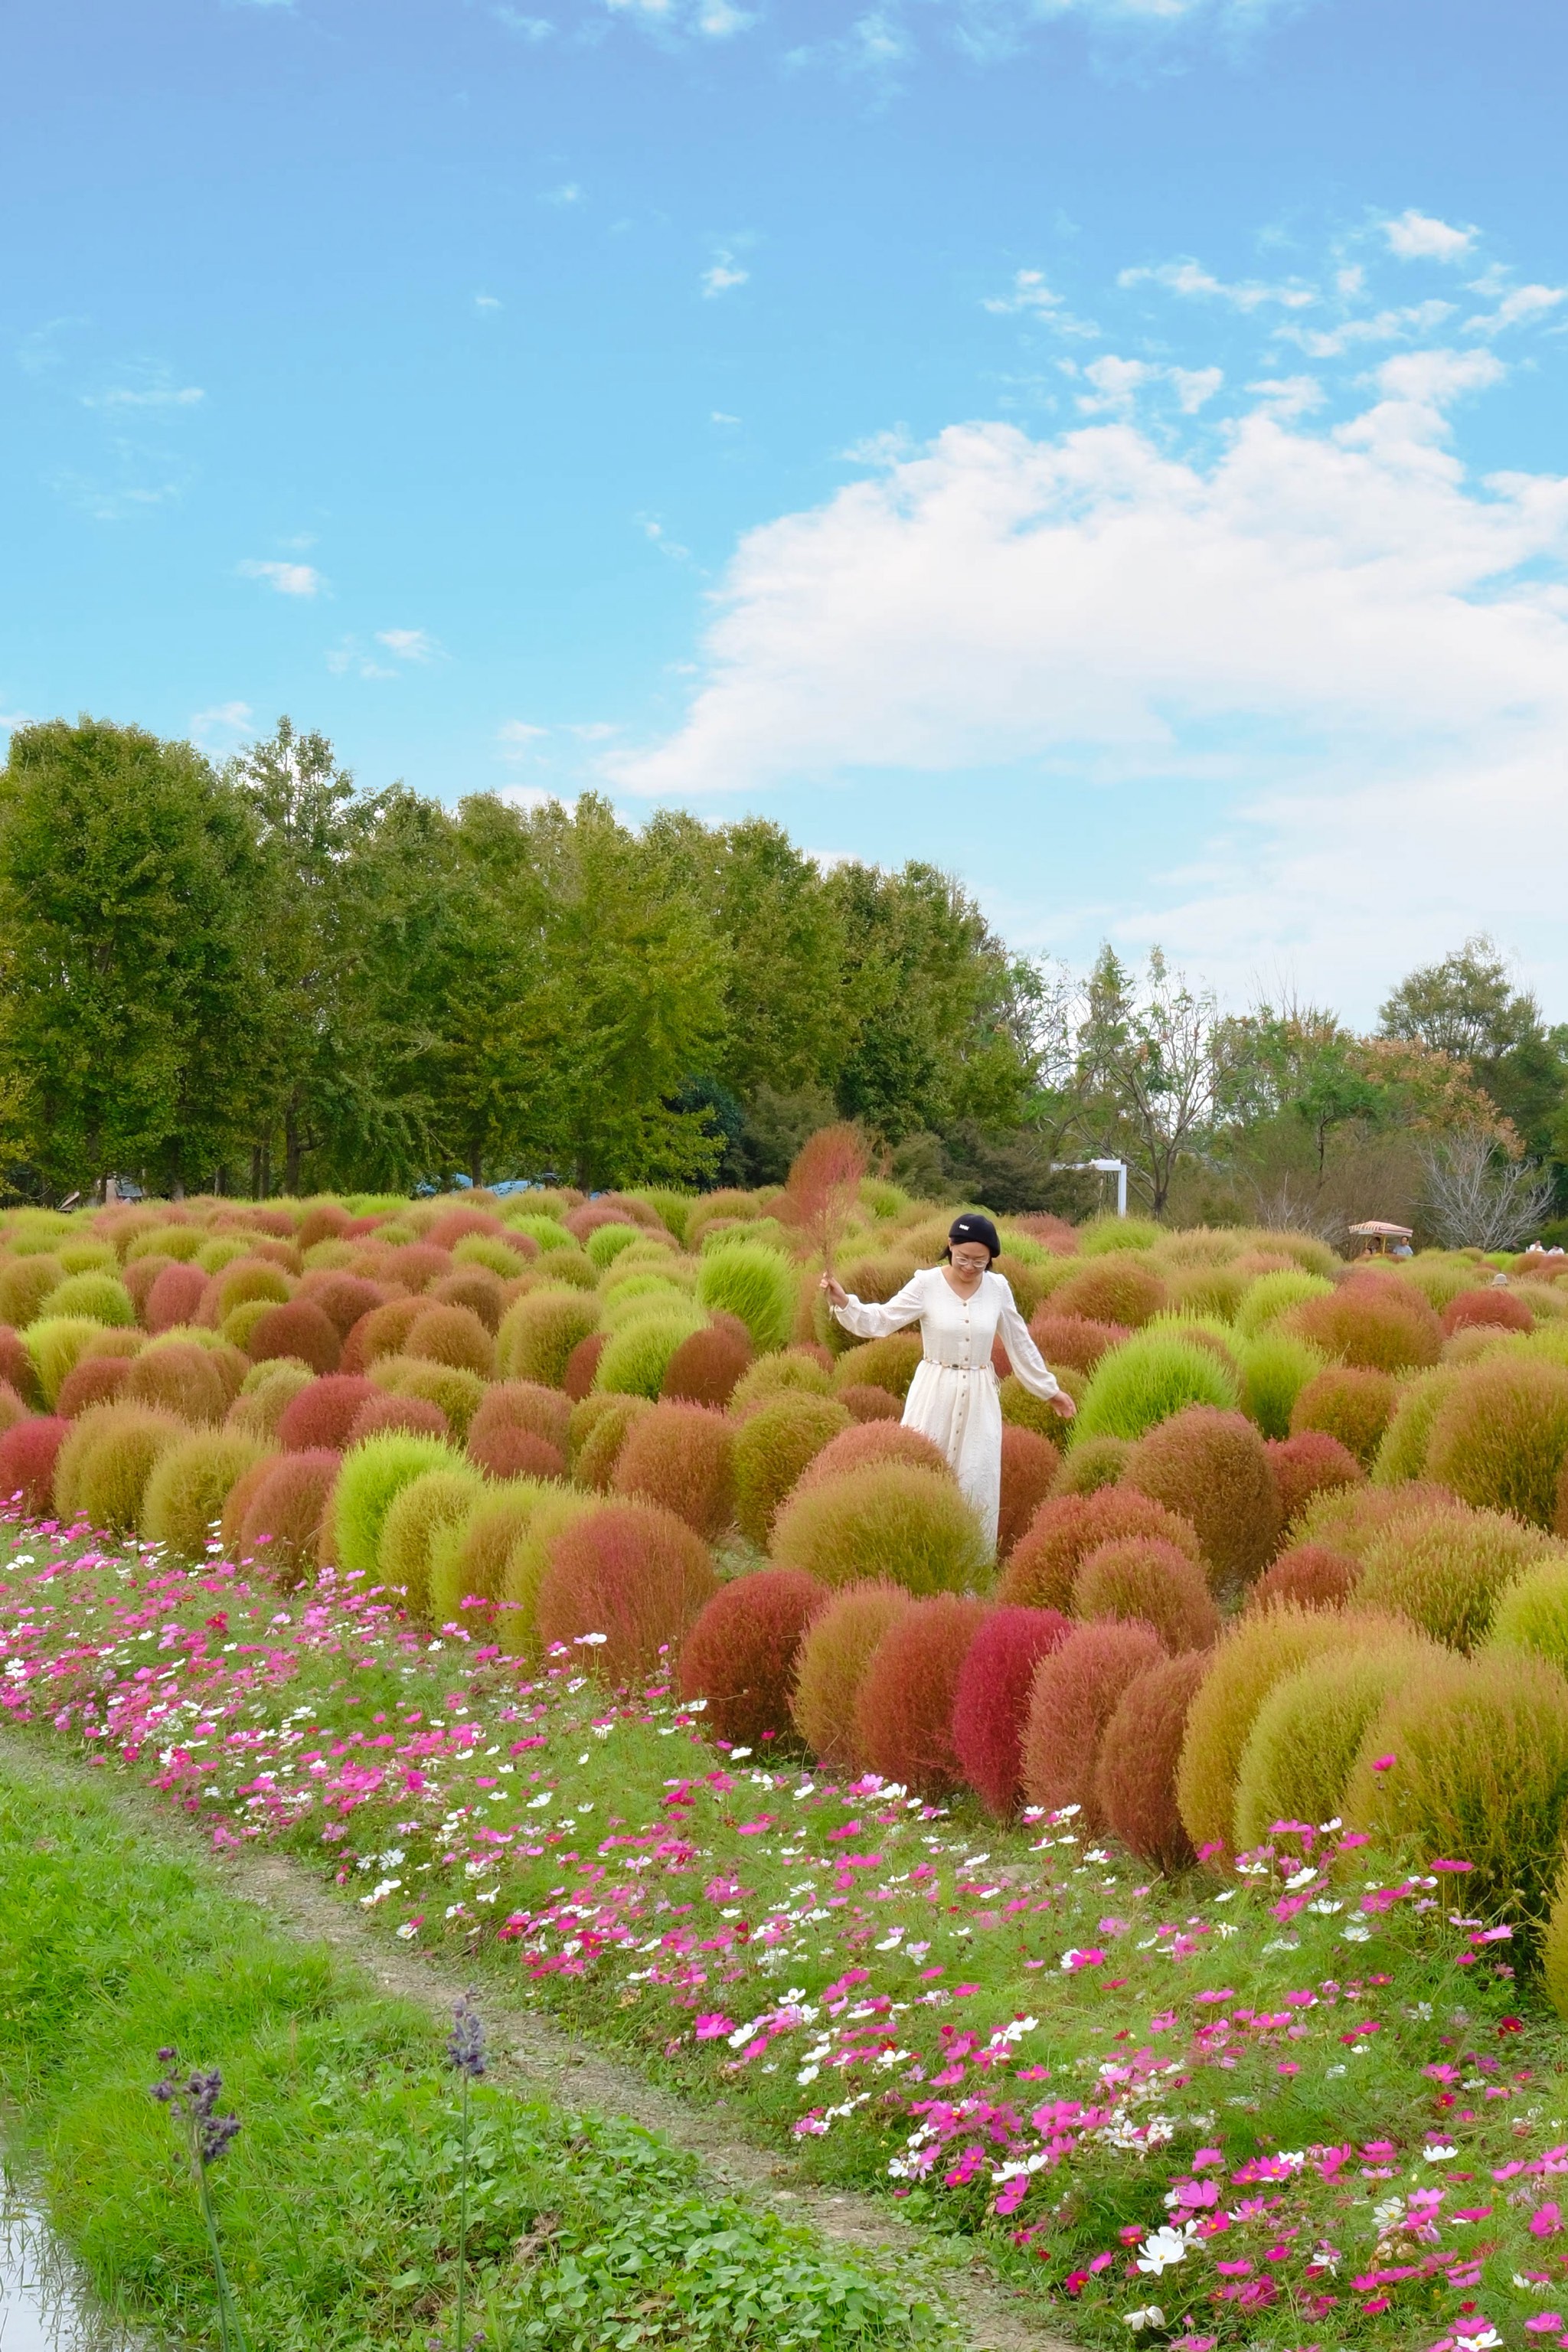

left=1049, top=1390, right=1076, bottom=1420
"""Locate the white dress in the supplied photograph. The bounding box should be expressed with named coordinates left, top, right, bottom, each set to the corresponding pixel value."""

left=831, top=1267, right=1062, bottom=1552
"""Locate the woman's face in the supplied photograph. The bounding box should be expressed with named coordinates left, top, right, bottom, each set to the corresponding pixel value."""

left=949, top=1243, right=991, bottom=1276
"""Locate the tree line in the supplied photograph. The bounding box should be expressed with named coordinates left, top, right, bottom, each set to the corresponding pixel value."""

left=2, top=714, right=1565, bottom=1239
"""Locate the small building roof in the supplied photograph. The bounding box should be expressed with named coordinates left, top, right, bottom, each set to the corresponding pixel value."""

left=1348, top=1220, right=1414, bottom=1237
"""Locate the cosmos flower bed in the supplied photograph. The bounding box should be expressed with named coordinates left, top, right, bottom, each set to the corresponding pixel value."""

left=4, top=1511, right=1568, bottom=2352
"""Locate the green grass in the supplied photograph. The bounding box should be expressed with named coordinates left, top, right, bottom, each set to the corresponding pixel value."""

left=0, top=1756, right=944, bottom=2351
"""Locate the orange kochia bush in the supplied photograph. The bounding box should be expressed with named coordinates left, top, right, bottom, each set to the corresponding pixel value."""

left=951, top=1605, right=1071, bottom=1816
left=534, top=1500, right=717, bottom=1685
left=1019, top=1619, right=1168, bottom=1827
left=999, top=1486, right=1204, bottom=1614
left=276, top=1375, right=380, bottom=1453
left=854, top=1594, right=990, bottom=1798
left=1290, top=1272, right=1442, bottom=1373
left=1123, top=1406, right=1280, bottom=1586
left=678, top=1567, right=828, bottom=1748
left=998, top=1425, right=1060, bottom=1562
left=239, top=1449, right=341, bottom=1586
left=1073, top=1536, right=1220, bottom=1652
left=1094, top=1649, right=1207, bottom=1872
left=1265, top=1429, right=1363, bottom=1530
left=789, top=1581, right=912, bottom=1771
left=1247, top=1543, right=1361, bottom=1615
left=611, top=1402, right=735, bottom=1540
left=660, top=1324, right=753, bottom=1408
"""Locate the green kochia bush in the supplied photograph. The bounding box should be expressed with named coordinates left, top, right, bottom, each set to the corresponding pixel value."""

left=594, top=1308, right=707, bottom=1401
left=1232, top=1267, right=1334, bottom=1340
left=378, top=1465, right=488, bottom=1618
left=694, top=1240, right=799, bottom=1354
left=427, top=1478, right=554, bottom=1622
left=1237, top=1326, right=1325, bottom=1440
left=733, top=1393, right=852, bottom=1547
left=53, top=1402, right=188, bottom=1534
left=790, top=1580, right=912, bottom=1772
left=771, top=1463, right=991, bottom=1596
left=1424, top=1357, right=1568, bottom=1527
left=41, top=1270, right=136, bottom=1326
left=1233, top=1635, right=1437, bottom=1850
left=1371, top=1366, right=1462, bottom=1485
left=332, top=1432, right=464, bottom=1578
left=495, top=1289, right=599, bottom=1387
left=1357, top=1503, right=1559, bottom=1651
left=1073, top=1331, right=1239, bottom=1444
left=1489, top=1558, right=1568, bottom=1677
left=140, top=1429, right=271, bottom=1559
left=23, top=1318, right=106, bottom=1410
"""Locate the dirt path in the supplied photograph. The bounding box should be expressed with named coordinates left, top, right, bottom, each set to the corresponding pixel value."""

left=1, top=1735, right=1078, bottom=2352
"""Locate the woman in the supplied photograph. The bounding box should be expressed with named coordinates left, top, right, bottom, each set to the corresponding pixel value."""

left=820, top=1212, right=1075, bottom=1553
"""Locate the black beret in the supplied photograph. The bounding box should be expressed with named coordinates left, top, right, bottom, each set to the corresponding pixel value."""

left=946, top=1213, right=1001, bottom=1263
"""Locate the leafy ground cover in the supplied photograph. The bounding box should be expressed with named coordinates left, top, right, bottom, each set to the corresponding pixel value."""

left=0, top=1733, right=945, bottom=2352
left=4, top=1514, right=1568, bottom=2352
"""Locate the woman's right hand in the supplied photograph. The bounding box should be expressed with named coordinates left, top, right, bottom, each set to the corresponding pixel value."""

left=819, top=1273, right=848, bottom=1309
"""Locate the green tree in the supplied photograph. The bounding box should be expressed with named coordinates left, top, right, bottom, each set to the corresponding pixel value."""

left=1073, top=946, right=1227, bottom=1215
left=1379, top=936, right=1568, bottom=1158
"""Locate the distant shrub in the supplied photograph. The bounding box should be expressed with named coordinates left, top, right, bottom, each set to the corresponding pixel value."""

left=1236, top=1326, right=1327, bottom=1440
left=573, top=1394, right=654, bottom=1491
left=998, top=1426, right=1060, bottom=1561
left=773, top=1462, right=988, bottom=1596
left=0, top=1416, right=69, bottom=1515
left=794, top=1420, right=951, bottom=1494
left=144, top=1262, right=210, bottom=1334
left=1347, top=1648, right=1568, bottom=1942
left=661, top=1325, right=753, bottom=1408
left=1489, top=1558, right=1568, bottom=1679
left=536, top=1499, right=717, bottom=1684
left=503, top=1211, right=578, bottom=1255
left=379, top=1465, right=488, bottom=1618
left=1247, top=1542, right=1361, bottom=1615
left=404, top=1302, right=497, bottom=1379
left=423, top=1206, right=507, bottom=1253
left=733, top=1393, right=852, bottom=1547
left=1288, top=1365, right=1396, bottom=1472
left=1073, top=1535, right=1220, bottom=1652
left=1050, top=1432, right=1129, bottom=1496
left=451, top=1233, right=535, bottom=1281
left=1358, top=1503, right=1557, bottom=1649
left=1096, top=1650, right=1209, bottom=1873
left=599, top=1273, right=691, bottom=1330
left=1077, top=1216, right=1163, bottom=1258
left=142, top=1429, right=271, bottom=1559
left=226, top=1358, right=317, bottom=1442
left=733, top=1351, right=835, bottom=1416
left=1289, top=1273, right=1442, bottom=1374
left=1020, top=1619, right=1168, bottom=1828
left=294, top=1273, right=388, bottom=1342
left=854, top=1594, right=990, bottom=1797
left=1236, top=1634, right=1440, bottom=1849
left=677, top=1567, right=828, bottom=1748
left=57, top=1354, right=133, bottom=1417
left=1051, top=1259, right=1166, bottom=1329
left=1001, top=1485, right=1204, bottom=1612
left=952, top=1606, right=1071, bottom=1815
left=1266, top=1429, right=1363, bottom=1531
left=828, top=1334, right=923, bottom=1403
left=426, top=1267, right=508, bottom=1333
left=611, top=1401, right=735, bottom=1540
left=214, top=1259, right=293, bottom=1320
left=1027, top=1313, right=1128, bottom=1374
left=341, top=1298, right=427, bottom=1374
left=839, top=1382, right=902, bottom=1423
left=0, top=1256, right=63, bottom=1328
left=583, top=1222, right=641, bottom=1271
left=1164, top=1263, right=1246, bottom=1323
left=276, top=1374, right=379, bottom=1452
left=1175, top=1606, right=1399, bottom=1859
left=44, top=1271, right=136, bottom=1327
left=1442, top=1286, right=1533, bottom=1337
left=373, top=1241, right=454, bottom=1294
left=789, top=1581, right=911, bottom=1771
left=24, top=1319, right=106, bottom=1410
left=428, top=1480, right=554, bottom=1623
left=370, top=1356, right=485, bottom=1438
left=54, top=1403, right=187, bottom=1534
left=236, top=1450, right=340, bottom=1584
left=1423, top=1358, right=1568, bottom=1527
left=594, top=1308, right=707, bottom=1402
left=1124, top=1406, right=1280, bottom=1587
left=1233, top=1267, right=1334, bottom=1340
left=694, top=1241, right=798, bottom=1355
left=121, top=1340, right=228, bottom=1426
left=1073, top=1331, right=1239, bottom=1445
left=332, top=1432, right=462, bottom=1576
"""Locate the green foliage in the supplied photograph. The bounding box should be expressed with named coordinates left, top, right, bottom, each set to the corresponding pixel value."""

left=733, top=1393, right=853, bottom=1547
left=496, top=1289, right=599, bottom=1387
left=1358, top=1504, right=1558, bottom=1650
left=1050, top=1432, right=1130, bottom=1494
left=1371, top=1367, right=1462, bottom=1485
left=333, top=1432, right=462, bottom=1577
left=371, top=1354, right=487, bottom=1436
left=504, top=1212, right=577, bottom=1253
left=1232, top=1267, right=1335, bottom=1339
left=54, top=1402, right=188, bottom=1534
left=1238, top=1325, right=1325, bottom=1439
left=1234, top=1638, right=1436, bottom=1850
left=593, top=1306, right=707, bottom=1401
left=1423, top=1357, right=1568, bottom=1526
left=585, top=1220, right=642, bottom=1269
left=1076, top=1214, right=1165, bottom=1256
left=141, top=1429, right=272, bottom=1558
left=23, top=1316, right=106, bottom=1409
left=428, top=1480, right=554, bottom=1622
left=1073, top=1329, right=1239, bottom=1443
left=379, top=1465, right=488, bottom=1617
left=1488, top=1559, right=1568, bottom=1679
left=771, top=1463, right=990, bottom=1596
left=0, top=1253, right=62, bottom=1325
left=694, top=1240, right=799, bottom=1354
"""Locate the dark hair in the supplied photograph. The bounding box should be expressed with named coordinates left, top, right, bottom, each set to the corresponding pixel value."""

left=946, top=1214, right=1001, bottom=1266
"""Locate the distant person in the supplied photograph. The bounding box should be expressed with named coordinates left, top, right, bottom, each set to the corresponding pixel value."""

left=1393, top=1239, right=1413, bottom=1259
left=820, top=1211, right=1074, bottom=1553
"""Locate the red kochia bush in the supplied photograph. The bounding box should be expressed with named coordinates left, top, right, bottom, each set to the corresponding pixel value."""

left=145, top=1261, right=209, bottom=1334
left=373, top=1243, right=454, bottom=1293
left=1291, top=1272, right=1442, bottom=1373
left=276, top=1374, right=381, bottom=1453
left=296, top=1272, right=387, bottom=1339
left=0, top=1327, right=36, bottom=1406
left=425, top=1206, right=510, bottom=1252
left=247, top=1299, right=342, bottom=1376
left=535, top=1500, right=718, bottom=1685
left=1094, top=1649, right=1208, bottom=1871
left=238, top=1450, right=341, bottom=1586
left=998, top=1426, right=1060, bottom=1562
left=564, top=1334, right=607, bottom=1401
left=1123, top=1406, right=1280, bottom=1586
left=854, top=1595, right=991, bottom=1798
left=1246, top=1543, right=1361, bottom=1615
left=345, top=1391, right=450, bottom=1445
left=1073, top=1536, right=1220, bottom=1652
left=467, top=1380, right=572, bottom=1457
left=0, top=1416, right=69, bottom=1514
left=1019, top=1619, right=1168, bottom=1826
left=794, top=1420, right=950, bottom=1495
left=57, top=1356, right=133, bottom=1416
left=1442, top=1285, right=1533, bottom=1337
left=838, top=1383, right=902, bottom=1423
left=611, top=1402, right=735, bottom=1541
left=1265, top=1429, right=1364, bottom=1531
left=678, top=1567, right=828, bottom=1747
left=999, top=1486, right=1204, bottom=1613
left=341, top=1299, right=424, bottom=1374
left=952, top=1606, right=1072, bottom=1815
left=472, top=1426, right=565, bottom=1481
left=660, top=1325, right=753, bottom=1408
left=1027, top=1312, right=1129, bottom=1374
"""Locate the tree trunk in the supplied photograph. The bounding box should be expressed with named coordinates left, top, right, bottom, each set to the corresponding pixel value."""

left=285, top=1107, right=302, bottom=1196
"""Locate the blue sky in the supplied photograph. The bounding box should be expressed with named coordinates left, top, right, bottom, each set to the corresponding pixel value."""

left=5, top=0, right=1566, bottom=1020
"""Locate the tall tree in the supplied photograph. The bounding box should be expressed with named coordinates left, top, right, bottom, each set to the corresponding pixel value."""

left=1380, top=936, right=1568, bottom=1157
left=1074, top=946, right=1227, bottom=1215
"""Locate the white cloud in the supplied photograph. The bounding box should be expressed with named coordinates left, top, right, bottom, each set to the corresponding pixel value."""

left=375, top=627, right=439, bottom=662
left=326, top=638, right=395, bottom=680
left=475, top=293, right=502, bottom=312
left=701, top=250, right=749, bottom=298
left=541, top=182, right=581, bottom=205
left=17, top=318, right=85, bottom=375
left=1383, top=209, right=1475, bottom=263
left=612, top=356, right=1568, bottom=1001
left=1246, top=374, right=1326, bottom=419
left=636, top=514, right=692, bottom=563
left=83, top=383, right=204, bottom=409
left=1070, top=355, right=1222, bottom=415
left=982, top=270, right=1099, bottom=337
left=1118, top=257, right=1315, bottom=312
left=1465, top=283, right=1566, bottom=339
left=1278, top=300, right=1455, bottom=359
left=498, top=720, right=549, bottom=760
left=711, top=410, right=741, bottom=425
left=191, top=701, right=254, bottom=750
left=493, top=5, right=554, bottom=32
left=239, top=557, right=322, bottom=597
left=498, top=784, right=567, bottom=812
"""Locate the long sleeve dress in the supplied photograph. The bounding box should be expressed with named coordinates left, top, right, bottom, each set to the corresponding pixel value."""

left=831, top=1266, right=1062, bottom=1553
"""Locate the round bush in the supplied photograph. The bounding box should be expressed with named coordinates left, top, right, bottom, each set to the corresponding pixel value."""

left=370, top=1356, right=485, bottom=1438
left=226, top=1358, right=317, bottom=1442
left=952, top=1605, right=1071, bottom=1815
left=1051, top=1259, right=1166, bottom=1330
left=998, top=1425, right=1060, bottom=1562
left=1247, top=1543, right=1361, bottom=1615
left=0, top=1255, right=62, bottom=1328
left=611, top=1401, right=735, bottom=1540
left=214, top=1259, right=293, bottom=1319
left=145, top=1262, right=209, bottom=1334
left=1027, top=1313, right=1129, bottom=1375
left=772, top=1462, right=989, bottom=1596
left=839, top=1381, right=903, bottom=1425
left=694, top=1241, right=798, bottom=1355
left=1073, top=1535, right=1220, bottom=1652
left=1292, top=1475, right=1458, bottom=1561
left=122, top=1340, right=228, bottom=1426
left=1235, top=1634, right=1438, bottom=1849
left=379, top=1465, right=488, bottom=1619
left=733, top=1351, right=835, bottom=1416
left=678, top=1567, right=828, bottom=1748
left=789, top=1581, right=912, bottom=1770
left=374, top=1241, right=453, bottom=1294
left=0, top=1416, right=69, bottom=1515
left=332, top=1432, right=463, bottom=1578
left=1050, top=1432, right=1129, bottom=1496
left=564, top=1334, right=606, bottom=1399
left=1266, top=1429, right=1363, bottom=1531
left=54, top=1403, right=187, bottom=1535
left=1237, top=1326, right=1328, bottom=1440
left=733, top=1393, right=852, bottom=1548
left=493, top=1488, right=596, bottom=1658
left=1020, top=1619, right=1168, bottom=1827
left=44, top=1271, right=135, bottom=1327
left=57, top=1354, right=133, bottom=1417
left=1290, top=1273, right=1442, bottom=1374
left=1095, top=1650, right=1209, bottom=1873
left=341, top=1298, right=425, bottom=1374
left=998, top=1374, right=1070, bottom=1447
left=1124, top=1406, right=1280, bottom=1587
left=535, top=1499, right=717, bottom=1684
left=573, top=1394, right=653, bottom=1491
left=1073, top=1331, right=1240, bottom=1445
left=794, top=1421, right=951, bottom=1496
left=1289, top=1366, right=1397, bottom=1469
left=594, top=1308, right=707, bottom=1403
left=661, top=1324, right=753, bottom=1408
left=1358, top=1503, right=1557, bottom=1650
left=467, top=1380, right=571, bottom=1459
left=0, top=1381, right=26, bottom=1438
left=1346, top=1648, right=1568, bottom=1941
left=1001, top=1485, right=1204, bottom=1612
left=854, top=1594, right=990, bottom=1798
left=403, top=1302, right=496, bottom=1379
left=142, top=1430, right=271, bottom=1560
left=237, top=1450, right=341, bottom=1584
left=276, top=1374, right=379, bottom=1453
left=0, top=1326, right=38, bottom=1408
left=1488, top=1557, right=1568, bottom=1679
left=1372, top=1366, right=1462, bottom=1486
left=1442, top=1285, right=1533, bottom=1338
left=296, top=1272, right=386, bottom=1339
left=1423, top=1357, right=1568, bottom=1528
left=428, top=1480, right=556, bottom=1623
left=24, top=1319, right=106, bottom=1410
left=428, top=1267, right=508, bottom=1334
left=828, top=1334, right=923, bottom=1403
left=243, top=1298, right=341, bottom=1377
left=1233, top=1267, right=1334, bottom=1340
